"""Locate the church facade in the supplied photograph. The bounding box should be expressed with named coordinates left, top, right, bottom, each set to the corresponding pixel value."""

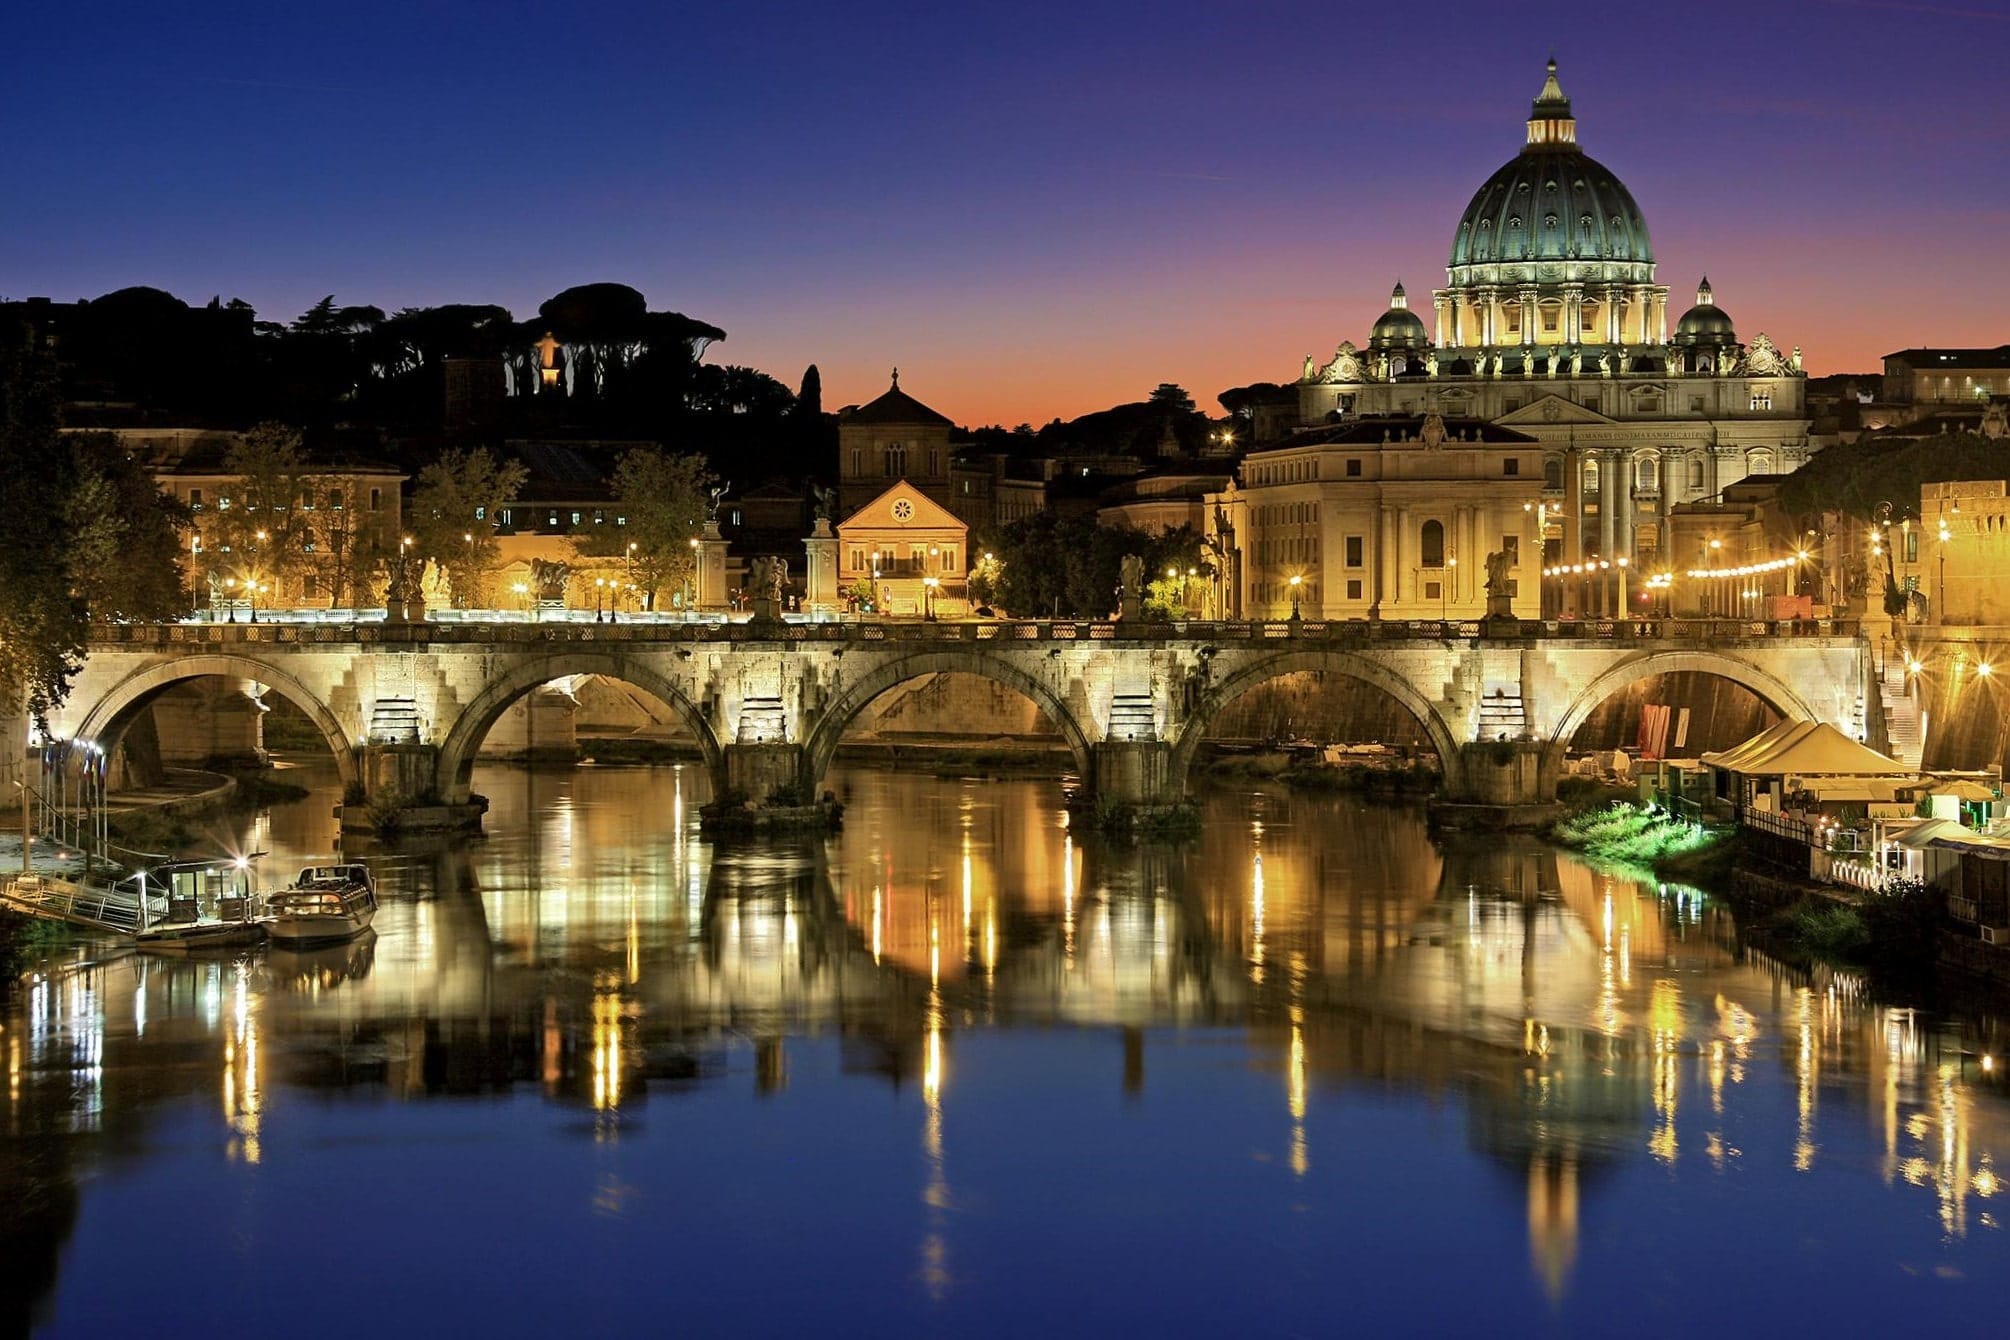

left=1217, top=61, right=1811, bottom=621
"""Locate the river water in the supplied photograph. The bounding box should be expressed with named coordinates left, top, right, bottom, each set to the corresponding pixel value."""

left=4, top=763, right=2007, bottom=1336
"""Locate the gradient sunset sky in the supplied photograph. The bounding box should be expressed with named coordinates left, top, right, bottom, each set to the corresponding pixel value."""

left=9, top=1, right=2007, bottom=426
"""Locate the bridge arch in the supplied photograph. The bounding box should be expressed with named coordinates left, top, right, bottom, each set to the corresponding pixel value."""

left=72, top=652, right=361, bottom=790
left=1168, top=649, right=1463, bottom=795
left=1547, top=650, right=1822, bottom=750
left=435, top=651, right=724, bottom=803
left=802, top=651, right=1095, bottom=792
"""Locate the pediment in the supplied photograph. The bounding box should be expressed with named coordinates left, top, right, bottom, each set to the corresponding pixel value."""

left=836, top=479, right=966, bottom=532
left=1495, top=394, right=1617, bottom=427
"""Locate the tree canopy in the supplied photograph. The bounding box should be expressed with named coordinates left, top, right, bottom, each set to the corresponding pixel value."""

left=573, top=447, right=714, bottom=609
left=0, top=344, right=187, bottom=724
left=409, top=448, right=528, bottom=607
left=1777, top=432, right=2010, bottom=523
left=986, top=514, right=1210, bottom=619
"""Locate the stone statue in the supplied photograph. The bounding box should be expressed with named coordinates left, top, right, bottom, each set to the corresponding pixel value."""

left=530, top=557, right=570, bottom=603
left=811, top=485, right=837, bottom=522
left=768, top=556, right=787, bottom=604
left=1119, top=553, right=1144, bottom=598
left=1484, top=549, right=1513, bottom=596
left=1719, top=348, right=1744, bottom=377
left=1375, top=353, right=1390, bottom=381
left=1425, top=351, right=1438, bottom=378
left=1302, top=353, right=1317, bottom=383
left=1598, top=352, right=1612, bottom=377
left=1791, top=345, right=1803, bottom=373
left=1569, top=348, right=1582, bottom=377
left=1547, top=353, right=1559, bottom=378
left=1419, top=412, right=1447, bottom=449
left=1490, top=351, right=1505, bottom=378
left=1981, top=399, right=2008, bottom=441
left=706, top=482, right=732, bottom=521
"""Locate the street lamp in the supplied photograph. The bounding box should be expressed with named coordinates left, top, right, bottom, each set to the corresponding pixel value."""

left=1444, top=555, right=1457, bottom=619
left=594, top=577, right=607, bottom=623
left=1288, top=573, right=1303, bottom=622
left=223, top=576, right=238, bottom=623
left=923, top=575, right=940, bottom=621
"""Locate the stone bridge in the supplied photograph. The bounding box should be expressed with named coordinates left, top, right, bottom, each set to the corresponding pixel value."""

left=53, top=616, right=1871, bottom=824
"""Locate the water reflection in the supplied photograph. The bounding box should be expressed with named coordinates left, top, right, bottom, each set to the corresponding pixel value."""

left=3, top=765, right=2007, bottom=1332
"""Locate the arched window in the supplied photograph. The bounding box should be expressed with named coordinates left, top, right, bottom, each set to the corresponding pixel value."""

left=1688, top=455, right=1705, bottom=490
left=1748, top=448, right=1775, bottom=476
left=1583, top=459, right=1600, bottom=494
left=1544, top=456, right=1564, bottom=489
left=1420, top=519, right=1446, bottom=568
left=1636, top=454, right=1659, bottom=492
left=885, top=443, right=907, bottom=476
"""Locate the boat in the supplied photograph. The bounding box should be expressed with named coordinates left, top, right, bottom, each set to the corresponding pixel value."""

left=260, top=862, right=377, bottom=947
left=132, top=858, right=266, bottom=953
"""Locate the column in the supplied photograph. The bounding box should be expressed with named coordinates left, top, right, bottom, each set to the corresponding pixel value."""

left=1613, top=451, right=1635, bottom=561
left=1434, top=293, right=1452, bottom=347
left=1598, top=450, right=1619, bottom=566
left=1607, top=286, right=1623, bottom=344
left=1562, top=446, right=1583, bottom=564
left=1521, top=288, right=1538, bottom=347
left=1395, top=507, right=1411, bottom=611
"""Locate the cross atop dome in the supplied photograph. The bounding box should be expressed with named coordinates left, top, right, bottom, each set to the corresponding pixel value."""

left=1525, top=58, right=1577, bottom=149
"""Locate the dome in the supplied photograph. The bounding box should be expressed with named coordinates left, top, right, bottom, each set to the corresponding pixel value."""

left=1445, top=62, right=1655, bottom=287
left=1672, top=277, right=1736, bottom=345
left=1368, top=280, right=1428, bottom=351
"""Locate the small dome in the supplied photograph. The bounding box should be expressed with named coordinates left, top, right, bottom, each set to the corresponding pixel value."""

left=1369, top=308, right=1428, bottom=351
left=1672, top=278, right=1736, bottom=345
left=1368, top=280, right=1428, bottom=351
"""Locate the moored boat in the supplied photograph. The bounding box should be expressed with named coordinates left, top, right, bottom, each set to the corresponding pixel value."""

left=132, top=858, right=266, bottom=954
left=260, top=863, right=377, bottom=947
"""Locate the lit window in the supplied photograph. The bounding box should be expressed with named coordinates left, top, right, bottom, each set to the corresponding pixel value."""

left=1750, top=391, right=1773, bottom=410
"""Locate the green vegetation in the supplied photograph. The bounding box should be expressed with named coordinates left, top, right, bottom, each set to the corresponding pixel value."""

left=0, top=910, right=78, bottom=979
left=1550, top=801, right=1729, bottom=871
left=0, top=342, right=188, bottom=724
left=984, top=513, right=1212, bottom=620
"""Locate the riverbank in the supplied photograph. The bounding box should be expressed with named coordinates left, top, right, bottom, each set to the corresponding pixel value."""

left=1199, top=750, right=1439, bottom=796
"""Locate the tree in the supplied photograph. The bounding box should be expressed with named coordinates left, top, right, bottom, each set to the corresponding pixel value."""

left=574, top=447, right=713, bottom=609
left=1148, top=383, right=1197, bottom=413
left=410, top=448, right=528, bottom=607
left=0, top=345, right=186, bottom=725
left=988, top=515, right=1213, bottom=619
left=212, top=423, right=313, bottom=601
left=66, top=434, right=190, bottom=620
left=1, top=345, right=90, bottom=723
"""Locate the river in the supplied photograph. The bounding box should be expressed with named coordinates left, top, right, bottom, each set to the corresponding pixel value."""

left=3, top=762, right=2006, bottom=1336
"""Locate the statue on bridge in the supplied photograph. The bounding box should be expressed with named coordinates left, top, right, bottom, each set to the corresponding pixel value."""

left=384, top=546, right=425, bottom=623
left=1484, top=549, right=1513, bottom=597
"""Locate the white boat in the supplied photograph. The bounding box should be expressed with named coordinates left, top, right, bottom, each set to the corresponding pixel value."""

left=261, top=863, right=378, bottom=947
left=132, top=858, right=266, bottom=954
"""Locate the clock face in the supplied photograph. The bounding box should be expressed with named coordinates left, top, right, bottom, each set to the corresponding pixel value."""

left=891, top=498, right=914, bottom=521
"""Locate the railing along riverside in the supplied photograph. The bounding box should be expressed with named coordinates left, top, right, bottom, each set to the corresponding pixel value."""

left=94, top=615, right=1865, bottom=648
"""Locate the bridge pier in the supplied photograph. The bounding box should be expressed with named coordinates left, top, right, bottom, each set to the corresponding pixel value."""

left=1083, top=740, right=1192, bottom=831
left=724, top=741, right=806, bottom=803
left=343, top=743, right=486, bottom=837
left=1432, top=741, right=1564, bottom=830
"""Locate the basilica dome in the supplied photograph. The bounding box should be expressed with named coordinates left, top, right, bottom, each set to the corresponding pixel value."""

left=1445, top=61, right=1656, bottom=289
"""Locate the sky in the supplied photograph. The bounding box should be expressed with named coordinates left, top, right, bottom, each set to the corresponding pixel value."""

left=7, top=0, right=2008, bottom=426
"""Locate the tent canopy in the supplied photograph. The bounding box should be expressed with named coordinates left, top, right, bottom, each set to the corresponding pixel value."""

left=1700, top=720, right=1914, bottom=779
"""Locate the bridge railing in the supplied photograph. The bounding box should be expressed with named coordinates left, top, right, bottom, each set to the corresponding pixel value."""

left=89, top=614, right=1863, bottom=648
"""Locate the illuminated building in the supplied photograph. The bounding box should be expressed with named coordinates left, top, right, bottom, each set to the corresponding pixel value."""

left=1227, top=60, right=1811, bottom=617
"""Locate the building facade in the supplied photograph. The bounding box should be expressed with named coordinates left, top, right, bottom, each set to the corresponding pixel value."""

left=1243, top=60, right=1810, bottom=606
left=837, top=372, right=956, bottom=518
left=1206, top=416, right=1544, bottom=620
left=835, top=480, right=968, bottom=617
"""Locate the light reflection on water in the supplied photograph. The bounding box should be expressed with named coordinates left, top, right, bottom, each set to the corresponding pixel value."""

left=3, top=762, right=2007, bottom=1334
